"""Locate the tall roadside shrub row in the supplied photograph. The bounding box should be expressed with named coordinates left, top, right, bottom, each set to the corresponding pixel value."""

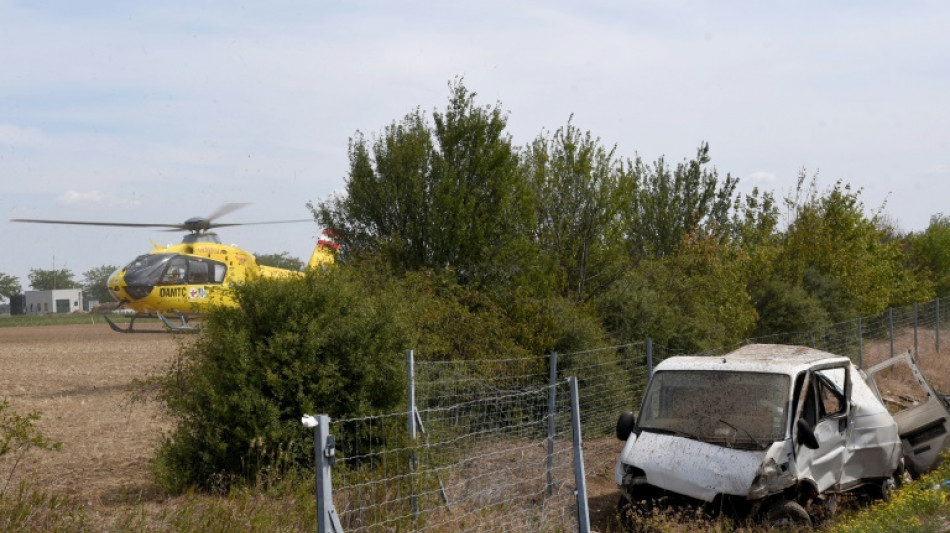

left=153, top=81, right=944, bottom=491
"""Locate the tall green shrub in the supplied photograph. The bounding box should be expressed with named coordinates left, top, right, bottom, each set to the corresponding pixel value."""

left=154, top=268, right=410, bottom=492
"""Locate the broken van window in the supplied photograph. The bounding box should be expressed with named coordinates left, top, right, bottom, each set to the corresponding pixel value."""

left=638, top=370, right=790, bottom=449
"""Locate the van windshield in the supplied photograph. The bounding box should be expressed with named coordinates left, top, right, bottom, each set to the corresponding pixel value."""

left=638, top=370, right=790, bottom=449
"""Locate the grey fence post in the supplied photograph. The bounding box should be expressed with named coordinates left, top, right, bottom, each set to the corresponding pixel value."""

left=407, top=349, right=418, bottom=518
left=568, top=376, right=591, bottom=533
left=889, top=308, right=895, bottom=358
left=809, top=331, right=815, bottom=348
left=914, top=302, right=919, bottom=357
left=304, top=414, right=343, bottom=533
left=646, top=338, right=653, bottom=379
left=547, top=351, right=558, bottom=496
left=857, top=317, right=863, bottom=369
left=938, top=298, right=941, bottom=354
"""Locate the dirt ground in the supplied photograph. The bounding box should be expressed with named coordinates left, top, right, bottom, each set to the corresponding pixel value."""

left=0, top=323, right=179, bottom=508
left=0, top=322, right=628, bottom=530
left=3, top=322, right=946, bottom=531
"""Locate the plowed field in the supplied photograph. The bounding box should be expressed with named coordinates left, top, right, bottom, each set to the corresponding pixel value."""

left=0, top=323, right=179, bottom=506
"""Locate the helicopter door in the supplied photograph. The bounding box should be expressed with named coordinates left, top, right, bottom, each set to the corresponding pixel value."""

left=188, top=259, right=210, bottom=283
left=185, top=258, right=227, bottom=284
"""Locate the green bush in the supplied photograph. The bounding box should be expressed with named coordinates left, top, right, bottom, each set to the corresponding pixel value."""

left=154, top=268, right=411, bottom=492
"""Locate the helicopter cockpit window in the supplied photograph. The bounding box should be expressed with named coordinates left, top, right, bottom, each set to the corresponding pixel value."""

left=161, top=257, right=189, bottom=285
left=122, top=254, right=175, bottom=287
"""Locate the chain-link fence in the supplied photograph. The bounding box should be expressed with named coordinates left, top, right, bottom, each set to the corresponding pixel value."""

left=308, top=377, right=589, bottom=532
left=306, top=296, right=950, bottom=532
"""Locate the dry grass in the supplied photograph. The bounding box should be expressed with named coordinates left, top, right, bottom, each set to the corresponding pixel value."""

left=0, top=324, right=180, bottom=524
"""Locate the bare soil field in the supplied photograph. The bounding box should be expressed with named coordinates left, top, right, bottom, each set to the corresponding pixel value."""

left=0, top=324, right=180, bottom=508
left=0, top=323, right=629, bottom=530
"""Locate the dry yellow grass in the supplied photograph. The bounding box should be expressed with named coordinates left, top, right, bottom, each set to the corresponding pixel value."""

left=0, top=324, right=179, bottom=511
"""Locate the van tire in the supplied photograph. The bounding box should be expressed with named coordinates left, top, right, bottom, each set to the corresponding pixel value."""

left=763, top=499, right=812, bottom=531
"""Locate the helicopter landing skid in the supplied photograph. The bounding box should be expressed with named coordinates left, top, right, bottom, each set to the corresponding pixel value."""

left=102, top=311, right=197, bottom=334
left=156, top=310, right=199, bottom=333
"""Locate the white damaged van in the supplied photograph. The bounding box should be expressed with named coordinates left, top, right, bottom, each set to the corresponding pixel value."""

left=615, top=344, right=903, bottom=529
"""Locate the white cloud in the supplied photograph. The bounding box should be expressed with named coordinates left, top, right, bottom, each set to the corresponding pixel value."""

left=747, top=171, right=777, bottom=184
left=54, top=190, right=141, bottom=209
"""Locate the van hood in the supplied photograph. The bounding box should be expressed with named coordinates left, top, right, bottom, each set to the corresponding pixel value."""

left=618, top=431, right=769, bottom=502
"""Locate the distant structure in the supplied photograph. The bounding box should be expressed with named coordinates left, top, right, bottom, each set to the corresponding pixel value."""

left=22, top=289, right=83, bottom=315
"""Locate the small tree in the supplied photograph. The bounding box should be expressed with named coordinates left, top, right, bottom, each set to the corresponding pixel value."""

left=27, top=268, right=81, bottom=291
left=1, top=400, right=60, bottom=497
left=0, top=272, right=21, bottom=303
left=909, top=214, right=950, bottom=297
left=81, top=265, right=118, bottom=304
left=314, top=79, right=536, bottom=288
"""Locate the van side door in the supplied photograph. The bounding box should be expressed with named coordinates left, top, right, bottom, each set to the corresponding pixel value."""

left=794, top=364, right=851, bottom=492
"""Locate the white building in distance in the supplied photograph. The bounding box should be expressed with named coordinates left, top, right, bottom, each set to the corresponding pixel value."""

left=23, top=289, right=83, bottom=315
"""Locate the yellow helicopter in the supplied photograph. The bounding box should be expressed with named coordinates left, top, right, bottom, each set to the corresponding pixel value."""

left=12, top=203, right=337, bottom=333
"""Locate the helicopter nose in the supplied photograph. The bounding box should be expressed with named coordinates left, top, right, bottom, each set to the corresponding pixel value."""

left=107, top=269, right=131, bottom=302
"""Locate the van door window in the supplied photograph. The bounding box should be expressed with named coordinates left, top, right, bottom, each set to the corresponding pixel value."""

left=816, top=369, right=846, bottom=419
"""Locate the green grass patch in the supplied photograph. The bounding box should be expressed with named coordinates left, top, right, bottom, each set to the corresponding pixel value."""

left=827, top=462, right=950, bottom=533
left=0, top=313, right=158, bottom=328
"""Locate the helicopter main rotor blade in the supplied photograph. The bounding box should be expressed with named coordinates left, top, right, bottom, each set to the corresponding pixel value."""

left=206, top=203, right=250, bottom=223
left=158, top=219, right=314, bottom=232
left=11, top=218, right=185, bottom=229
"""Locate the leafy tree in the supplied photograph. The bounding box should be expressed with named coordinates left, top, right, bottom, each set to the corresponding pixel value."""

left=908, top=214, right=950, bottom=297
left=0, top=272, right=21, bottom=302
left=81, top=265, right=118, bottom=304
left=27, top=268, right=81, bottom=291
left=624, top=142, right=739, bottom=260
left=752, top=278, right=831, bottom=336
left=315, top=109, right=433, bottom=269
left=778, top=173, right=931, bottom=316
left=523, top=118, right=635, bottom=302
left=255, top=252, right=304, bottom=271
left=314, top=80, right=536, bottom=287
left=596, top=233, right=757, bottom=352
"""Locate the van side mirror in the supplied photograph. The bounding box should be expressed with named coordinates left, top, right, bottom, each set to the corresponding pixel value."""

left=617, top=411, right=635, bottom=441
left=797, top=419, right=820, bottom=450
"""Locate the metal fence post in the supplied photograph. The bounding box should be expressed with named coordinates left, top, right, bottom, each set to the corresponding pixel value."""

left=303, top=414, right=343, bottom=533
left=547, top=351, right=558, bottom=496
left=568, top=376, right=591, bottom=533
left=407, top=349, right=418, bottom=518
left=646, top=338, right=653, bottom=379
left=889, top=308, right=895, bottom=358
left=857, top=317, right=863, bottom=369
left=938, top=298, right=941, bottom=354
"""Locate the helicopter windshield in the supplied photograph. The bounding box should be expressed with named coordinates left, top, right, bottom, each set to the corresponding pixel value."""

left=122, top=253, right=228, bottom=289
left=123, top=254, right=175, bottom=287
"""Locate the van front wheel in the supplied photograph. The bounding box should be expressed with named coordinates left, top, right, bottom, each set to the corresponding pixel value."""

left=763, top=499, right=812, bottom=531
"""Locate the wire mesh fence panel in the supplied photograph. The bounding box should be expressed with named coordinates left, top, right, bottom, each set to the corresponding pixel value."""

left=415, top=356, right=548, bottom=410
left=329, top=380, right=579, bottom=532
left=561, top=344, right=648, bottom=440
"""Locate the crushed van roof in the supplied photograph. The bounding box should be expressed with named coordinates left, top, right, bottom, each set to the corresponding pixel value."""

left=655, top=344, right=851, bottom=376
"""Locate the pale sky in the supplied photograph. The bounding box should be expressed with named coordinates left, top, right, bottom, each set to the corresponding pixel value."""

left=2, top=1, right=949, bottom=290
